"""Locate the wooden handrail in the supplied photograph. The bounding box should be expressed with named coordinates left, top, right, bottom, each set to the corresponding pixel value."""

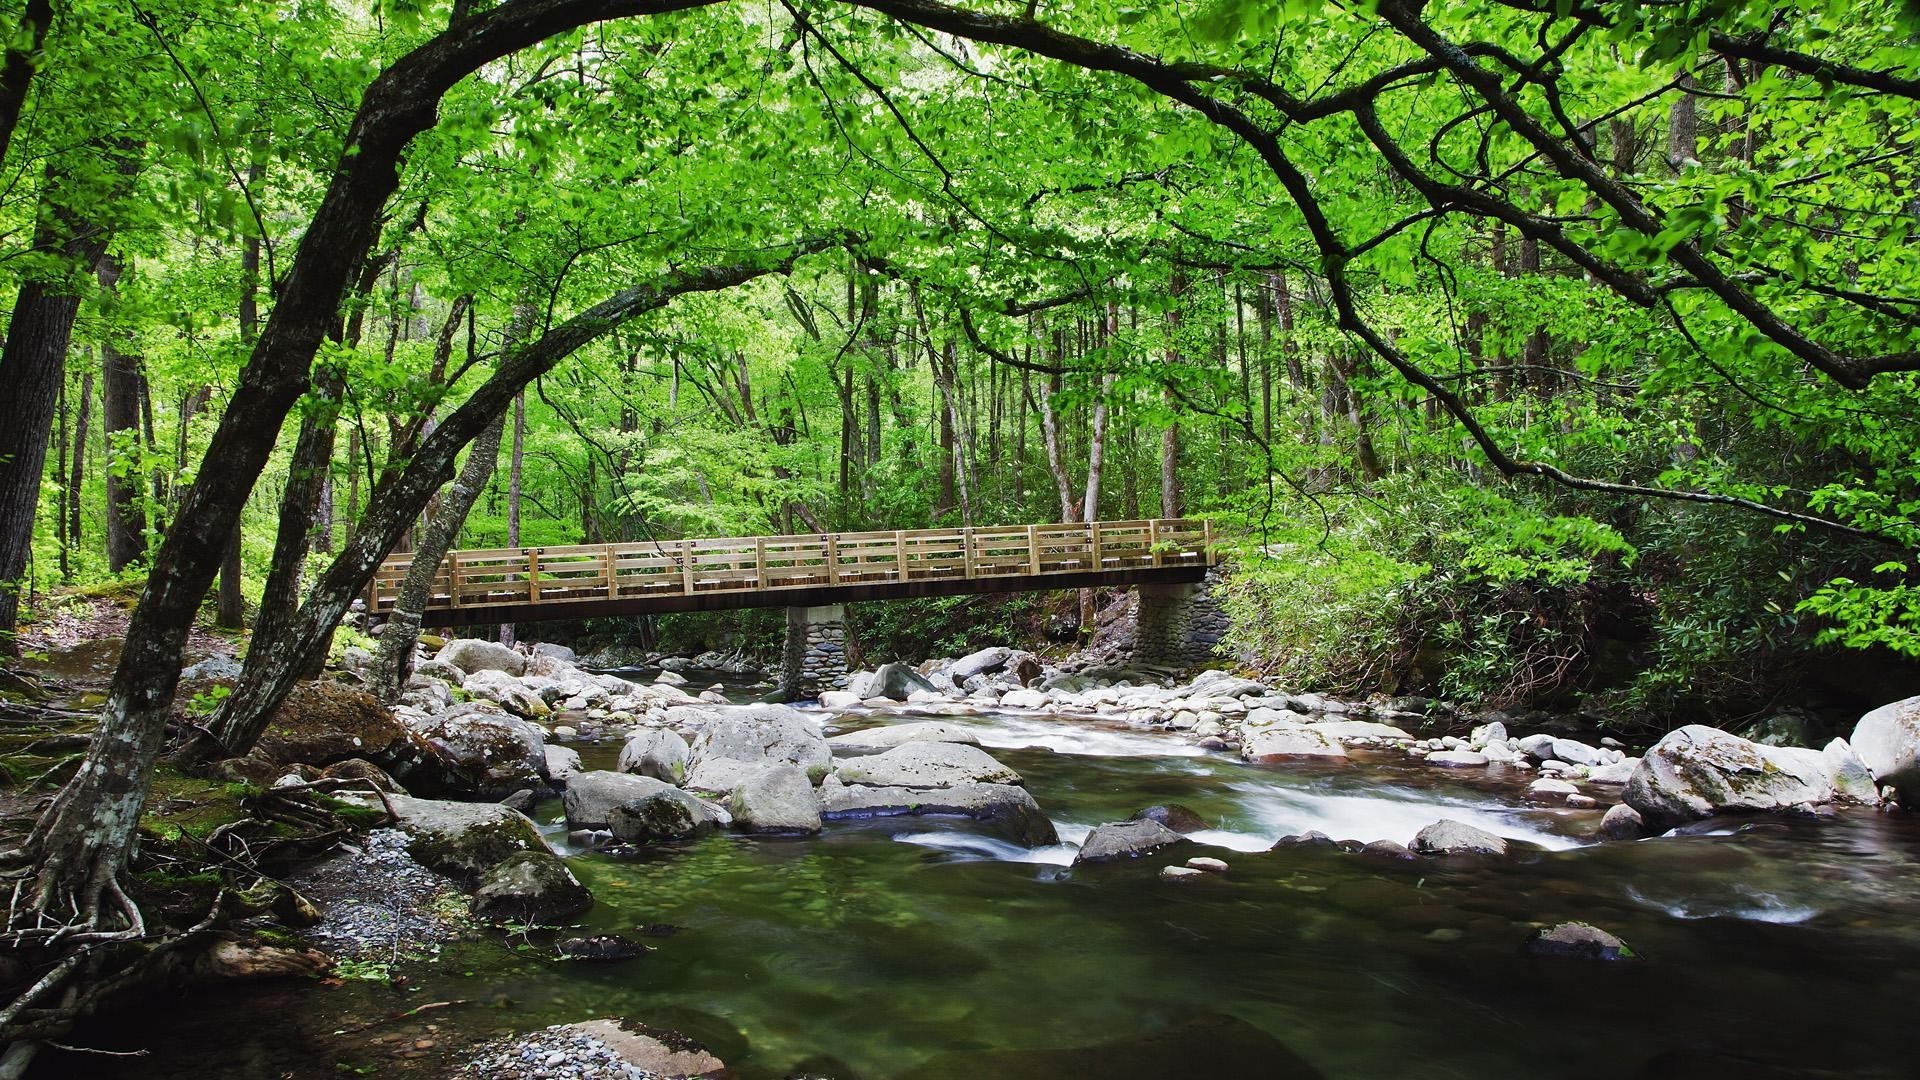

left=368, top=518, right=1216, bottom=614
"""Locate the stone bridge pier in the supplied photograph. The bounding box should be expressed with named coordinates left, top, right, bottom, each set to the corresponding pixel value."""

left=1129, top=570, right=1229, bottom=668
left=782, top=604, right=849, bottom=698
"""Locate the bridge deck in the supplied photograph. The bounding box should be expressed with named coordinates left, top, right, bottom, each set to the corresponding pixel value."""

left=371, top=519, right=1214, bottom=628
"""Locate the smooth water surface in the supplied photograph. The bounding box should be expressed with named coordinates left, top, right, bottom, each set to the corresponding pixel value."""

left=87, top=706, right=1920, bottom=1078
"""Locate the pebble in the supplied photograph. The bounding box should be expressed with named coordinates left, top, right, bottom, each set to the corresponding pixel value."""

left=458, top=1025, right=660, bottom=1079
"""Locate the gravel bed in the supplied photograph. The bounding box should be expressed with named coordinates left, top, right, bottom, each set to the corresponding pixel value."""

left=291, top=827, right=464, bottom=959
left=458, top=1024, right=661, bottom=1079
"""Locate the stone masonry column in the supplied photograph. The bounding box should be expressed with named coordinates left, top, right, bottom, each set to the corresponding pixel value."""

left=781, top=604, right=848, bottom=699
left=1131, top=570, right=1229, bottom=668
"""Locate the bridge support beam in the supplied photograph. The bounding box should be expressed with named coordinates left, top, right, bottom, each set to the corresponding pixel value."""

left=782, top=604, right=848, bottom=699
left=1132, top=571, right=1228, bottom=669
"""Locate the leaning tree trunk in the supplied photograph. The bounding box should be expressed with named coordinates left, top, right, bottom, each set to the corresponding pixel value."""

left=186, top=244, right=830, bottom=763
left=0, top=0, right=52, bottom=177
left=12, top=0, right=722, bottom=937
left=375, top=304, right=529, bottom=698
left=371, top=409, right=509, bottom=701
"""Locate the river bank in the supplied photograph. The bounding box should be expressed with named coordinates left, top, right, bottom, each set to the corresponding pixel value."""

left=11, top=631, right=1920, bottom=1078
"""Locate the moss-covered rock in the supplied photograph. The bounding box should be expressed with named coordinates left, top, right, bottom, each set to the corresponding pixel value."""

left=471, top=851, right=593, bottom=925
left=375, top=793, right=550, bottom=887
left=256, top=682, right=409, bottom=767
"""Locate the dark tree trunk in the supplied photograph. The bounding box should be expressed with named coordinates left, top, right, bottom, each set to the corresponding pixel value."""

left=102, top=307, right=147, bottom=572
left=0, top=0, right=51, bottom=175
left=215, top=526, right=245, bottom=629
left=67, top=370, right=91, bottom=550
left=499, top=380, right=526, bottom=648
left=0, top=182, right=120, bottom=645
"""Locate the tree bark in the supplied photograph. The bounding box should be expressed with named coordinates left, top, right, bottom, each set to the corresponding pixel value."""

left=0, top=0, right=52, bottom=176
left=67, top=370, right=91, bottom=551
left=0, top=174, right=123, bottom=645
left=1079, top=302, right=1116, bottom=633
left=102, top=305, right=146, bottom=572
left=499, top=386, right=526, bottom=648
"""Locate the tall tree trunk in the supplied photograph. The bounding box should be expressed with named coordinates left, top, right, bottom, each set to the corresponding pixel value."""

left=0, top=0, right=52, bottom=176
left=1668, top=69, right=1698, bottom=170
left=0, top=176, right=122, bottom=646
left=102, top=287, right=147, bottom=572
left=499, top=387, right=525, bottom=648
left=1080, top=303, right=1116, bottom=633
left=1160, top=268, right=1187, bottom=519
left=216, top=528, right=245, bottom=629
left=67, top=370, right=91, bottom=551
left=1038, top=327, right=1076, bottom=521
left=54, top=374, right=69, bottom=582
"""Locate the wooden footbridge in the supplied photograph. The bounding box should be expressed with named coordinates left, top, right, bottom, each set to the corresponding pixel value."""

left=370, top=519, right=1216, bottom=628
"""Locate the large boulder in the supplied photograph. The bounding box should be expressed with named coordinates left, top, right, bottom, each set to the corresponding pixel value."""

left=949, top=647, right=1013, bottom=681
left=399, top=702, right=548, bottom=799
left=1850, top=696, right=1920, bottom=802
left=461, top=668, right=552, bottom=721
left=820, top=779, right=1057, bottom=846
left=618, top=729, right=691, bottom=784
left=375, top=793, right=550, bottom=887
left=256, top=682, right=410, bottom=768
left=870, top=662, right=936, bottom=701
left=1824, top=738, right=1882, bottom=804
left=471, top=851, right=593, bottom=925
left=1242, top=725, right=1347, bottom=760
left=531, top=642, right=578, bottom=664
left=1073, top=820, right=1182, bottom=864
left=544, top=745, right=583, bottom=782
left=566, top=771, right=680, bottom=829
left=1623, top=725, right=1836, bottom=828
left=833, top=742, right=1021, bottom=788
left=727, top=765, right=823, bottom=834
left=1129, top=804, right=1210, bottom=834
left=436, top=637, right=527, bottom=678
left=826, top=721, right=981, bottom=751
left=1410, top=819, right=1508, bottom=856
left=607, top=789, right=724, bottom=844
left=683, top=706, right=830, bottom=794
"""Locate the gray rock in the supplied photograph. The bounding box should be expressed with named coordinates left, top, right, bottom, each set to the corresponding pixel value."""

left=871, top=662, right=936, bottom=701
left=1186, top=856, right=1229, bottom=873
left=1272, top=830, right=1337, bottom=849
left=1361, top=839, right=1417, bottom=860
left=181, top=654, right=244, bottom=684
left=370, top=793, right=549, bottom=887
left=436, top=637, right=527, bottom=677
left=1565, top=794, right=1598, bottom=809
left=607, top=789, right=723, bottom=844
left=1073, top=819, right=1182, bottom=864
left=1528, top=777, right=1579, bottom=799
left=565, top=771, right=682, bottom=829
left=1550, top=738, right=1606, bottom=767
left=461, top=668, right=553, bottom=720
left=833, top=742, right=1021, bottom=788
left=820, top=780, right=1057, bottom=846
left=1129, top=804, right=1209, bottom=834
left=618, top=729, right=691, bottom=785
left=1850, top=696, right=1920, bottom=802
left=949, top=647, right=1013, bottom=681
left=683, top=706, right=830, bottom=793
left=1410, top=819, right=1508, bottom=856
left=1824, top=738, right=1882, bottom=804
left=413, top=657, right=467, bottom=684
left=1516, top=733, right=1558, bottom=761
left=1242, top=725, right=1347, bottom=760
left=1159, top=865, right=1204, bottom=881
left=1598, top=802, right=1645, bottom=841
left=531, top=642, right=578, bottom=664
left=1427, top=750, right=1490, bottom=767
left=826, top=721, right=981, bottom=751
left=1469, top=720, right=1509, bottom=748
left=405, top=702, right=548, bottom=799
left=1585, top=759, right=1638, bottom=785
left=1312, top=719, right=1414, bottom=742
left=543, top=744, right=582, bottom=783
left=1528, top=921, right=1632, bottom=961
left=727, top=765, right=822, bottom=834
left=1623, top=725, right=1836, bottom=827
left=471, top=851, right=593, bottom=925
left=817, top=690, right=863, bottom=710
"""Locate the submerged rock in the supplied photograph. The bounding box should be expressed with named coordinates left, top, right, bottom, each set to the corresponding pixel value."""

left=897, top=1013, right=1323, bottom=1080
left=1159, top=865, right=1204, bottom=881
left=1623, top=725, right=1838, bottom=827
left=1597, top=803, right=1645, bottom=841
left=833, top=742, right=1021, bottom=788
left=556, top=935, right=647, bottom=962
left=1527, top=921, right=1633, bottom=961
left=471, top=850, right=593, bottom=925
left=728, top=765, right=823, bottom=834
left=819, top=779, right=1057, bottom=846
left=1410, top=819, right=1508, bottom=856
left=1073, top=819, right=1182, bottom=864
left=1129, top=804, right=1210, bottom=834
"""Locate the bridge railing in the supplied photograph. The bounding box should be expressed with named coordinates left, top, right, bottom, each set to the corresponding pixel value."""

left=368, top=518, right=1214, bottom=615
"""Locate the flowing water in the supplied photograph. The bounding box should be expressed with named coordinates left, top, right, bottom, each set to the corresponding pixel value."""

left=81, top=705, right=1920, bottom=1078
